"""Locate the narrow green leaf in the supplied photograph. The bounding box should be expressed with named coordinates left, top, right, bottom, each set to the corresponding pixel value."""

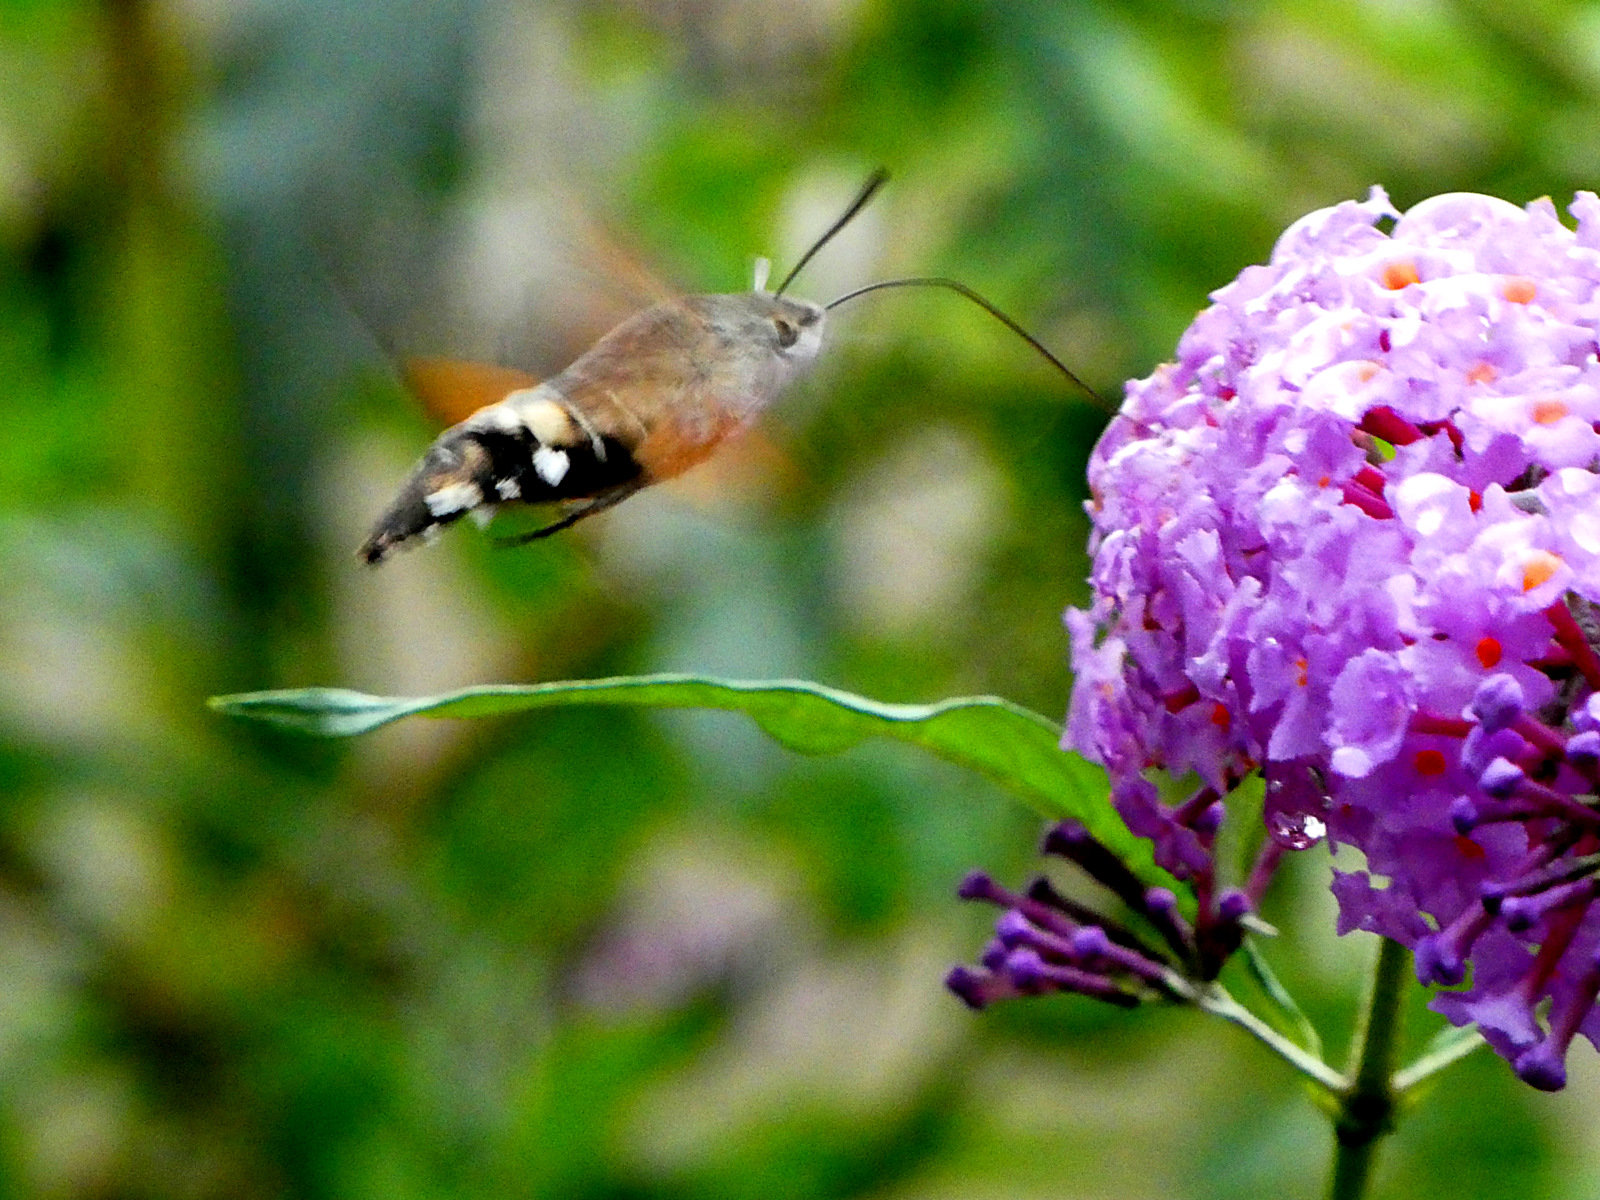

left=209, top=674, right=1144, bottom=869
left=1240, top=940, right=1323, bottom=1060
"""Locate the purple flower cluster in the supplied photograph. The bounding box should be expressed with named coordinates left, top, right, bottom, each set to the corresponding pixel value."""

left=1063, top=188, right=1600, bottom=1088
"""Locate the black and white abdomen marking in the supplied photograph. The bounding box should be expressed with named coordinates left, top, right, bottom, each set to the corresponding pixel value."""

left=358, top=384, right=641, bottom=564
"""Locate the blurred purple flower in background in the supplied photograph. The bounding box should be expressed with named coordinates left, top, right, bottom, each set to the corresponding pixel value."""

left=1055, top=187, right=1600, bottom=1088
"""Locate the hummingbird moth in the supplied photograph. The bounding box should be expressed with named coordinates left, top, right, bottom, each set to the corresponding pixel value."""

left=358, top=170, right=1096, bottom=564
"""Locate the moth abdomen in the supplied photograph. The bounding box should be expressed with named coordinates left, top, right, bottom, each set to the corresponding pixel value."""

left=358, top=394, right=642, bottom=565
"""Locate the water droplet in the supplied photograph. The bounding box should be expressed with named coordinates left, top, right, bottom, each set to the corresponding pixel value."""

left=1266, top=807, right=1326, bottom=850
left=1264, top=763, right=1330, bottom=849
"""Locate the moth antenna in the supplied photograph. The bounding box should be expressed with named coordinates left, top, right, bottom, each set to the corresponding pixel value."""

left=752, top=256, right=772, bottom=293
left=774, top=168, right=890, bottom=297
left=826, top=276, right=1105, bottom=406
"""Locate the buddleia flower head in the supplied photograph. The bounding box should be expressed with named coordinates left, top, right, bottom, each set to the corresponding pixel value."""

left=1065, top=187, right=1600, bottom=1089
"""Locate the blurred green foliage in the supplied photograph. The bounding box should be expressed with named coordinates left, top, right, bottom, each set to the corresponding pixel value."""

left=7, top=1, right=1600, bottom=1197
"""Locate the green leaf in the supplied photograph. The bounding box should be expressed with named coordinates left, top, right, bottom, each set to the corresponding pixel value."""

left=1240, top=940, right=1323, bottom=1060
left=210, top=674, right=1144, bottom=868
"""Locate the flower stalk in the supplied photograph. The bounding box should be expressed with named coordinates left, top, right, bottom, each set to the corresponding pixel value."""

left=1327, top=936, right=1410, bottom=1200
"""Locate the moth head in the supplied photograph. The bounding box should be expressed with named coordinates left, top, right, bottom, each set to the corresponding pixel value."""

left=765, top=294, right=826, bottom=363
left=702, top=292, right=826, bottom=376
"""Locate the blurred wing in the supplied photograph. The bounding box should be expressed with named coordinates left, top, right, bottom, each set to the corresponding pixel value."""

left=568, top=203, right=679, bottom=313
left=317, top=173, right=683, bottom=408
left=401, top=356, right=540, bottom=426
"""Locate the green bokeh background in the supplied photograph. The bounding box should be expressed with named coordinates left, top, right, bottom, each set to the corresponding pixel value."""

left=5, top=1, right=1600, bottom=1197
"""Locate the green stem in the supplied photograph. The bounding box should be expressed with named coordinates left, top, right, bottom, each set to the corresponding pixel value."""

left=1189, top=981, right=1345, bottom=1092
left=1327, top=936, right=1411, bottom=1200
left=1392, top=1023, right=1483, bottom=1093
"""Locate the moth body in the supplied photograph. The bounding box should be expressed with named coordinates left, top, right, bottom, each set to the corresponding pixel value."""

left=359, top=291, right=825, bottom=564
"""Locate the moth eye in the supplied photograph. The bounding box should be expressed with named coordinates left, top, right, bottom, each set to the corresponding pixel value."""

left=774, top=318, right=799, bottom=349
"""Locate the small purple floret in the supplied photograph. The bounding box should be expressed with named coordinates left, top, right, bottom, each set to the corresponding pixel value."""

left=1006, top=948, right=1049, bottom=988
left=1414, top=934, right=1465, bottom=987
left=1478, top=758, right=1525, bottom=800
left=1072, top=926, right=1111, bottom=958
left=1449, top=796, right=1480, bottom=836
left=1217, top=890, right=1251, bottom=922
left=994, top=910, right=1036, bottom=948
left=1515, top=1044, right=1568, bottom=1092
left=1470, top=675, right=1526, bottom=734
left=1498, top=896, right=1540, bottom=933
left=1194, top=801, right=1226, bottom=838
left=945, top=966, right=998, bottom=1011
left=1568, top=730, right=1600, bottom=768
left=957, top=871, right=1001, bottom=902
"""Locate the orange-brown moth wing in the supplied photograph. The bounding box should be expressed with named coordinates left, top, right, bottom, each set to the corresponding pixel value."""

left=400, top=357, right=541, bottom=427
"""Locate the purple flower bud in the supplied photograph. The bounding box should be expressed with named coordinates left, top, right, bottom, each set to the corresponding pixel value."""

left=1042, top=820, right=1151, bottom=909
left=949, top=824, right=1230, bottom=1011
left=945, top=966, right=1004, bottom=1011
left=1194, top=801, right=1226, bottom=838
left=1567, top=730, right=1600, bottom=769
left=957, top=871, right=1001, bottom=902
left=994, top=910, right=1037, bottom=948
left=1041, top=820, right=1091, bottom=856
left=1478, top=757, right=1525, bottom=800
left=1461, top=725, right=1532, bottom=779
left=1498, top=896, right=1541, bottom=933
left=1140, top=887, right=1198, bottom=963
left=1217, top=890, right=1251, bottom=922
left=1072, top=926, right=1112, bottom=959
left=1504, top=878, right=1600, bottom=931
left=1144, top=888, right=1177, bottom=916
left=1007, top=948, right=1050, bottom=989
left=979, top=940, right=1009, bottom=971
left=1577, top=694, right=1600, bottom=735
left=1470, top=675, right=1526, bottom=734
left=1449, top=796, right=1480, bottom=835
